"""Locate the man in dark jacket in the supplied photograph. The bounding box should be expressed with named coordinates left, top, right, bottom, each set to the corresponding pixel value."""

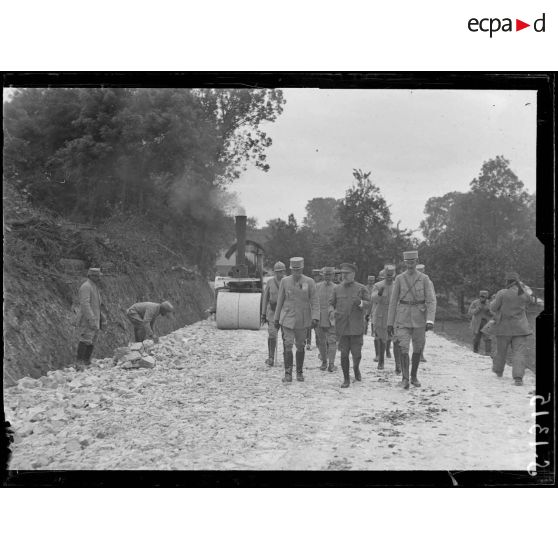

left=329, top=263, right=371, bottom=388
left=126, top=300, right=174, bottom=343
left=489, top=272, right=533, bottom=386
left=468, top=290, right=493, bottom=355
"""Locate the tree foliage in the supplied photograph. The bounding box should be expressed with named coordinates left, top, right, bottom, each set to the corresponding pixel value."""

left=3, top=87, right=285, bottom=274
left=420, top=156, right=542, bottom=298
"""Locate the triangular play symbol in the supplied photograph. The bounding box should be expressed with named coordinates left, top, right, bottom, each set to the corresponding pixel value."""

left=516, top=19, right=530, bottom=31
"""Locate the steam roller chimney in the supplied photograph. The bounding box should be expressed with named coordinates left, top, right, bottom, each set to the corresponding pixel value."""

left=235, top=211, right=247, bottom=267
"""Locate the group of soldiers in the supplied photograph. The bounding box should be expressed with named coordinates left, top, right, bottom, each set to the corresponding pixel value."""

left=261, top=253, right=535, bottom=388
left=466, top=271, right=534, bottom=386
left=75, top=260, right=534, bottom=388
left=261, top=250, right=436, bottom=389
left=75, top=267, right=174, bottom=370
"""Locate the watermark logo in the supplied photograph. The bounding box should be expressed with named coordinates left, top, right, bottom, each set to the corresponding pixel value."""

left=468, top=13, right=546, bottom=37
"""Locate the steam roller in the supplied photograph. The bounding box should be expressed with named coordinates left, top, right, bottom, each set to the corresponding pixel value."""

left=215, top=212, right=264, bottom=330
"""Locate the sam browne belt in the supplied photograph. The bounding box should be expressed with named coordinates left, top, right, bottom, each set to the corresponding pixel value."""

left=399, top=300, right=425, bottom=305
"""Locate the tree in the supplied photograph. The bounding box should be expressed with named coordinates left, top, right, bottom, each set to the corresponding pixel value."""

left=302, top=197, right=341, bottom=235
left=336, top=169, right=393, bottom=281
left=420, top=156, right=542, bottom=299
left=4, top=87, right=286, bottom=273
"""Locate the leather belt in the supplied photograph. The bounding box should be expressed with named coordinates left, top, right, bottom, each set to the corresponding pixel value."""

left=399, top=300, right=425, bottom=305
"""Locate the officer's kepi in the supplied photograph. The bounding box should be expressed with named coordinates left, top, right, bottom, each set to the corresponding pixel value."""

left=289, top=257, right=304, bottom=269
left=340, top=262, right=357, bottom=273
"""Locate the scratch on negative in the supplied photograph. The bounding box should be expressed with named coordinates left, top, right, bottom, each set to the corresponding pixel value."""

left=448, top=471, right=458, bottom=486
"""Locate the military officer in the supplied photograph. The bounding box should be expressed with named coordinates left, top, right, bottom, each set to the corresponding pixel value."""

left=415, top=263, right=432, bottom=362
left=489, top=272, right=533, bottom=386
left=329, top=263, right=371, bottom=388
left=364, top=275, right=375, bottom=337
left=274, top=257, right=320, bottom=382
left=468, top=290, right=493, bottom=355
left=76, top=267, right=106, bottom=370
left=387, top=251, right=436, bottom=389
left=315, top=266, right=338, bottom=372
left=261, top=261, right=287, bottom=366
left=371, top=265, right=396, bottom=371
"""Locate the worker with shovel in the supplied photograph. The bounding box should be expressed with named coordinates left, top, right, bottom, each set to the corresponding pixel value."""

left=126, top=300, right=174, bottom=343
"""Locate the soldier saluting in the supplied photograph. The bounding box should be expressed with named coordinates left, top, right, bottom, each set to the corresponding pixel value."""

left=387, top=251, right=436, bottom=389
left=261, top=261, right=287, bottom=366
left=329, top=263, right=371, bottom=388
left=274, top=257, right=320, bottom=382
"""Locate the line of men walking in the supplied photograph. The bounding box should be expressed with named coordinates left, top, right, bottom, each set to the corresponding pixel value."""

left=261, top=250, right=438, bottom=389
left=261, top=252, right=534, bottom=388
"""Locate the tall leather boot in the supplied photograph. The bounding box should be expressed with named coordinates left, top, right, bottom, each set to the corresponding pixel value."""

left=385, top=339, right=392, bottom=358
left=373, top=338, right=379, bottom=362
left=282, top=351, right=293, bottom=382
left=411, top=352, right=421, bottom=387
left=327, top=345, right=337, bottom=372
left=400, top=353, right=410, bottom=389
left=377, top=340, right=385, bottom=370
left=266, top=338, right=276, bottom=366
left=484, top=337, right=492, bottom=356
left=84, top=344, right=94, bottom=366
left=76, top=341, right=88, bottom=370
left=353, top=356, right=362, bottom=381
left=340, top=354, right=350, bottom=388
left=296, top=350, right=305, bottom=381
left=393, top=340, right=401, bottom=374
left=420, top=349, right=426, bottom=363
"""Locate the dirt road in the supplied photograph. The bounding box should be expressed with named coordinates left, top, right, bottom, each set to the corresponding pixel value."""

left=4, top=320, right=536, bottom=470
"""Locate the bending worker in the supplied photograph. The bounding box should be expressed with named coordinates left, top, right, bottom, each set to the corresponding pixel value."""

left=126, top=300, right=174, bottom=343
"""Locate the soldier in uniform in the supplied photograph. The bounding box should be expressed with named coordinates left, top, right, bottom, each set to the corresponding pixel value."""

left=364, top=275, right=375, bottom=337
left=274, top=257, right=320, bottom=382
left=468, top=290, right=493, bottom=355
left=415, top=263, right=431, bottom=362
left=329, top=263, right=371, bottom=388
left=76, top=267, right=106, bottom=370
left=371, top=265, right=396, bottom=371
left=489, top=271, right=533, bottom=386
left=315, top=266, right=338, bottom=372
left=387, top=251, right=436, bottom=389
left=261, top=261, right=287, bottom=366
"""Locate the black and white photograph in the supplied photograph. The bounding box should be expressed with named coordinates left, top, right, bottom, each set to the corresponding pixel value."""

left=2, top=74, right=553, bottom=483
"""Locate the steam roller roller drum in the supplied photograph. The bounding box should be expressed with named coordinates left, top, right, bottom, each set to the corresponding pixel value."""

left=216, top=292, right=262, bottom=330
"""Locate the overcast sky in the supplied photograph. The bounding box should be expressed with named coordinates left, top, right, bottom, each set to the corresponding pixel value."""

left=232, top=89, right=537, bottom=235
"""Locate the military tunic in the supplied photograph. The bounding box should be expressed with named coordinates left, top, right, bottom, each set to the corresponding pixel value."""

left=468, top=298, right=493, bottom=354
left=274, top=274, right=320, bottom=351
left=371, top=279, right=394, bottom=341
left=78, top=279, right=104, bottom=345
left=316, top=280, right=337, bottom=364
left=329, top=281, right=370, bottom=358
left=489, top=285, right=533, bottom=379
left=262, top=277, right=281, bottom=340
left=387, top=270, right=436, bottom=354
